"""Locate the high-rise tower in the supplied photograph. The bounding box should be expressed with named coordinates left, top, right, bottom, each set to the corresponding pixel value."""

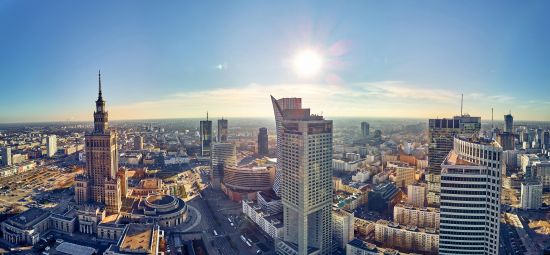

left=360, top=122, right=370, bottom=138
left=504, top=113, right=513, bottom=133
left=274, top=100, right=333, bottom=255
left=439, top=136, right=501, bottom=255
left=258, top=127, right=269, bottom=156
left=271, top=96, right=302, bottom=196
left=426, top=115, right=480, bottom=206
left=200, top=113, right=213, bottom=157
left=217, top=118, right=228, bottom=142
left=74, top=71, right=122, bottom=214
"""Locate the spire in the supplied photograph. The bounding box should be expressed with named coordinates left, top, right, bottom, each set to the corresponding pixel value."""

left=206, top=111, right=209, bottom=121
left=98, top=70, right=103, bottom=100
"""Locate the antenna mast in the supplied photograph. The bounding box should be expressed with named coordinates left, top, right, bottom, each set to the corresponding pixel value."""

left=491, top=108, right=494, bottom=129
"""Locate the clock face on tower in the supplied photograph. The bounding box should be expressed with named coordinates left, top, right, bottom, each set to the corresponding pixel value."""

left=98, top=106, right=102, bottom=112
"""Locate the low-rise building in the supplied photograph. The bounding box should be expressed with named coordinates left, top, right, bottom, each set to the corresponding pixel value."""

left=374, top=220, right=439, bottom=254
left=242, top=200, right=283, bottom=239
left=393, top=204, right=439, bottom=229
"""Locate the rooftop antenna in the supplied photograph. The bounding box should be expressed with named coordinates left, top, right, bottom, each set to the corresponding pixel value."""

left=460, top=93, right=463, bottom=116
left=206, top=111, right=209, bottom=121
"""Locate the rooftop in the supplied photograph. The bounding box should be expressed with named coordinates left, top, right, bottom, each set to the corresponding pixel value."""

left=120, top=223, right=154, bottom=253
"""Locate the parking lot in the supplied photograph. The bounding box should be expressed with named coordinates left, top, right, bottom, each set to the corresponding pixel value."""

left=0, top=166, right=80, bottom=215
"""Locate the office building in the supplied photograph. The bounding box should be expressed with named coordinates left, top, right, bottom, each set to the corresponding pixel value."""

left=271, top=96, right=302, bottom=196
left=520, top=180, right=543, bottom=210
left=210, top=142, right=237, bottom=189
left=504, top=113, right=513, bottom=133
left=439, top=136, right=501, bottom=255
left=393, top=164, right=415, bottom=189
left=274, top=101, right=333, bottom=255
left=47, top=135, right=57, bottom=157
left=221, top=166, right=275, bottom=201
left=74, top=72, right=123, bottom=214
left=393, top=204, right=440, bottom=229
left=544, top=130, right=550, bottom=149
left=374, top=220, right=439, bottom=254
left=1, top=147, right=11, bottom=166
left=367, top=182, right=402, bottom=214
left=407, top=183, right=427, bottom=208
left=361, top=122, right=370, bottom=137
left=496, top=132, right=514, bottom=151
left=217, top=118, right=228, bottom=142
left=200, top=113, right=213, bottom=157
left=258, top=127, right=269, bottom=155
left=332, top=209, right=354, bottom=250
left=427, top=115, right=480, bottom=206
left=133, top=136, right=143, bottom=150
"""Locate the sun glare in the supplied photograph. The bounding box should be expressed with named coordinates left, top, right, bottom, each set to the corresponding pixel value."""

left=293, top=49, right=323, bottom=78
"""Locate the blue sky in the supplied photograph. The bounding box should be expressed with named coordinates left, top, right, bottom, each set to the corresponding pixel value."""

left=1, top=0, right=549, bottom=122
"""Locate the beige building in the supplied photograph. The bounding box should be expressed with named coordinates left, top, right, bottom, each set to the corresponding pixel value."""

left=74, top=73, right=124, bottom=214
left=406, top=183, right=427, bottom=208
left=393, top=204, right=439, bottom=229
left=332, top=209, right=354, bottom=249
left=374, top=220, right=439, bottom=254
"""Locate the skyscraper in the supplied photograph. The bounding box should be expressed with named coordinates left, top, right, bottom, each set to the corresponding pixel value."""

left=217, top=118, right=228, bottom=142
left=439, top=136, right=501, bottom=255
left=426, top=115, right=480, bottom=206
left=211, top=142, right=237, bottom=189
left=74, top=71, right=123, bottom=214
left=275, top=102, right=333, bottom=255
left=271, top=96, right=302, bottom=196
left=46, top=135, right=57, bottom=157
left=1, top=147, right=11, bottom=166
left=200, top=113, right=212, bottom=157
left=504, top=113, right=513, bottom=133
left=360, top=122, right=370, bottom=137
left=133, top=135, right=143, bottom=150
left=258, top=127, right=269, bottom=156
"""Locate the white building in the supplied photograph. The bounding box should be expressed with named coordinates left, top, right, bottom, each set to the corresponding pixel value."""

left=520, top=180, right=543, bottom=210
left=242, top=200, right=283, bottom=239
left=374, top=220, right=439, bottom=253
left=352, top=170, right=370, bottom=183
left=439, top=137, right=502, bottom=255
left=47, top=135, right=57, bottom=157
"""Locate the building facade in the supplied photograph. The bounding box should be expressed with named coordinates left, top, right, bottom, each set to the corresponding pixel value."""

left=332, top=209, right=354, bottom=250
left=210, top=142, right=236, bottom=189
left=439, top=137, right=502, bottom=255
left=217, top=118, right=228, bottom=142
left=271, top=96, right=302, bottom=196
left=74, top=72, right=123, bottom=214
left=200, top=113, right=213, bottom=157
left=393, top=204, right=440, bottom=229
left=361, top=122, right=370, bottom=137
left=374, top=220, right=439, bottom=254
left=520, top=180, right=542, bottom=210
left=427, top=115, right=481, bottom=206
left=275, top=104, right=333, bottom=255
left=258, top=127, right=269, bottom=156
left=47, top=135, right=57, bottom=157
left=407, top=183, right=427, bottom=208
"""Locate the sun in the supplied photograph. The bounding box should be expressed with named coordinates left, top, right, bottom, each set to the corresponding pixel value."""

left=293, top=49, right=323, bottom=78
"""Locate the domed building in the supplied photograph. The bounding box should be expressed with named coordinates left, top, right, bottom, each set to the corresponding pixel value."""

left=126, top=194, right=188, bottom=228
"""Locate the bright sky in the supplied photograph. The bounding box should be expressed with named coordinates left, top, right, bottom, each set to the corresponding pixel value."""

left=1, top=0, right=549, bottom=123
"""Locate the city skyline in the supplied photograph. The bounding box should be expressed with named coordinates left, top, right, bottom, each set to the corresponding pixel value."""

left=2, top=1, right=550, bottom=122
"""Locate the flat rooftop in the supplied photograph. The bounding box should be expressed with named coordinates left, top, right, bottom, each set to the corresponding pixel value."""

left=120, top=223, right=154, bottom=253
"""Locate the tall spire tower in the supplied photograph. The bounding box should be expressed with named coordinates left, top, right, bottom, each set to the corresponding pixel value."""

left=75, top=71, right=122, bottom=214
left=94, top=70, right=108, bottom=133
